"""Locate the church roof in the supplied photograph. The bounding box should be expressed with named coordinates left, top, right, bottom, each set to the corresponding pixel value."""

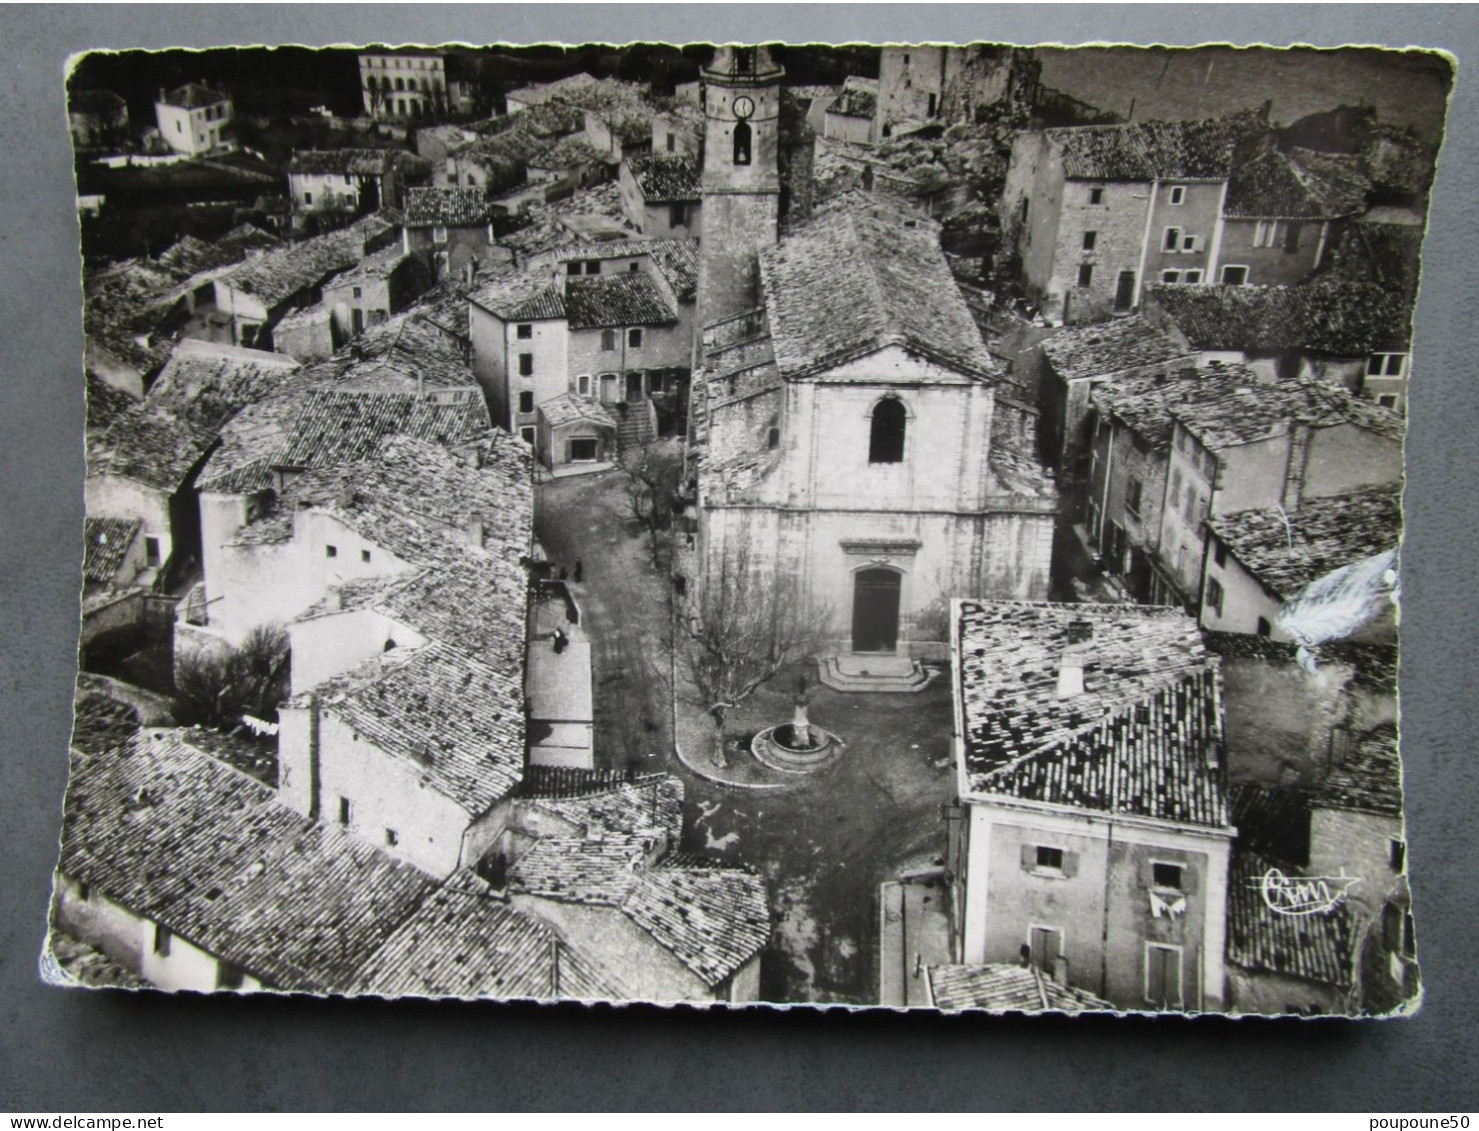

left=759, top=206, right=998, bottom=381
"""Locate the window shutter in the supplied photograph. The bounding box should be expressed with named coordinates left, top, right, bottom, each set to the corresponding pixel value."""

left=1181, top=864, right=1199, bottom=895
left=1021, top=843, right=1037, bottom=870
left=1062, top=851, right=1080, bottom=879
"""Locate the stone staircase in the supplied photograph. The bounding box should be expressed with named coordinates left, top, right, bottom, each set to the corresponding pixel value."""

left=615, top=400, right=657, bottom=453
left=817, top=654, right=937, bottom=694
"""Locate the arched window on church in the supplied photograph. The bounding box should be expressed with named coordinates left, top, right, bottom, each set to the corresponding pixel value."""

left=733, top=120, right=752, bottom=166
left=869, top=398, right=906, bottom=464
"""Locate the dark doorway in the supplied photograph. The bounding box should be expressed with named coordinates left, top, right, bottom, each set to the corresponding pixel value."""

left=569, top=438, right=599, bottom=462
left=1114, top=270, right=1136, bottom=312
left=626, top=371, right=643, bottom=401
left=852, top=568, right=901, bottom=653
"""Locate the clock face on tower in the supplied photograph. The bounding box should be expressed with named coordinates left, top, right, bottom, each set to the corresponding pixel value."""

left=732, top=95, right=755, bottom=120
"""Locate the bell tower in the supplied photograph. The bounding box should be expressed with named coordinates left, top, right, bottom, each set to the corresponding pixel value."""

left=697, top=44, right=784, bottom=331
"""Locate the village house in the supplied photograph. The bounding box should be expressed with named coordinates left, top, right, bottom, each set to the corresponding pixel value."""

left=1027, top=314, right=1195, bottom=478
left=206, top=213, right=399, bottom=350
left=1084, top=362, right=1257, bottom=604
left=1200, top=485, right=1401, bottom=642
left=52, top=727, right=602, bottom=998
left=1155, top=376, right=1404, bottom=606
left=1001, top=112, right=1267, bottom=323
left=874, top=44, right=1039, bottom=142
left=691, top=200, right=1057, bottom=668
left=468, top=238, right=698, bottom=449
left=534, top=393, right=619, bottom=471
left=287, top=149, right=432, bottom=223
left=400, top=186, right=507, bottom=282
left=145, top=338, right=303, bottom=432
left=618, top=154, right=702, bottom=238
left=320, top=247, right=434, bottom=342
left=822, top=86, right=877, bottom=147
left=1145, top=279, right=1416, bottom=415
left=947, top=600, right=1236, bottom=1012
left=650, top=101, right=704, bottom=158
left=82, top=516, right=148, bottom=596
left=499, top=769, right=771, bottom=1003
left=69, top=89, right=130, bottom=151
left=154, top=82, right=234, bottom=156
left=358, top=50, right=448, bottom=121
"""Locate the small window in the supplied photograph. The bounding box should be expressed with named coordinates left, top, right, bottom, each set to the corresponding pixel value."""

left=1164, top=227, right=1181, bottom=252
left=585, top=260, right=602, bottom=275
left=1126, top=478, right=1143, bottom=518
left=868, top=398, right=906, bottom=464
left=665, top=132, right=676, bottom=153
left=600, top=329, right=618, bottom=352
left=1377, top=393, right=1399, bottom=409
left=518, top=352, right=534, bottom=377
left=1256, top=617, right=1272, bottom=637
left=432, top=225, right=448, bottom=244
left=338, top=796, right=352, bottom=826
left=216, top=963, right=244, bottom=990
left=361, top=549, right=371, bottom=564
left=1213, top=542, right=1227, bottom=568
left=153, top=923, right=172, bottom=957
left=352, top=286, right=362, bottom=299
left=144, top=536, right=161, bottom=567
left=566, top=261, right=581, bottom=276
left=1184, top=269, right=1203, bottom=284
left=1169, top=185, right=1186, bottom=205
left=520, top=426, right=536, bottom=446
left=516, top=323, right=533, bottom=340
left=1036, top=845, right=1065, bottom=872
left=1390, top=839, right=1406, bottom=872
left=1082, top=230, right=1097, bottom=252
left=1089, top=186, right=1104, bottom=205
left=1182, top=234, right=1197, bottom=253
left=1019, top=197, right=1030, bottom=224
left=77, top=881, right=90, bottom=901
left=577, top=374, right=591, bottom=396
left=1206, top=576, right=1225, bottom=617
left=1152, top=862, right=1183, bottom=889
left=303, top=191, right=314, bottom=206
left=628, top=328, right=643, bottom=349
left=1284, top=222, right=1302, bottom=253
left=670, top=202, right=686, bottom=228
left=1369, top=353, right=1406, bottom=377
left=767, top=427, right=780, bottom=450
left=1077, top=263, right=1094, bottom=288
left=1161, top=269, right=1180, bottom=284
left=386, top=828, right=399, bottom=847
left=325, top=544, right=338, bottom=558
left=1221, top=265, right=1248, bottom=286
left=518, top=391, right=534, bottom=414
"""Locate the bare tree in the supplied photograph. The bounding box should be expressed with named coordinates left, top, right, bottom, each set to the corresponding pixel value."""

left=678, top=541, right=832, bottom=767
left=174, top=623, right=289, bottom=731
left=618, top=436, right=684, bottom=571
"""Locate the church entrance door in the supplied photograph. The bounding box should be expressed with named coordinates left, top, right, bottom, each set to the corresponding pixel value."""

left=852, top=568, right=901, bottom=653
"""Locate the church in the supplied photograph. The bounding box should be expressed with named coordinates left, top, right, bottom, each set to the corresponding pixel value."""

left=687, top=46, right=1058, bottom=672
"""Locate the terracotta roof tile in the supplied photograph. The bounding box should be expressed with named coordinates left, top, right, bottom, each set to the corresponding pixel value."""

left=1208, top=485, right=1402, bottom=601
left=1040, top=316, right=1193, bottom=380
left=1225, top=145, right=1369, bottom=220
left=537, top=393, right=618, bottom=430
left=1170, top=374, right=1404, bottom=450
left=929, top=964, right=1113, bottom=1012
left=144, top=340, right=301, bottom=432
left=1090, top=362, right=1258, bottom=452
left=1149, top=280, right=1413, bottom=355
left=402, top=186, right=497, bottom=227
left=1314, top=722, right=1403, bottom=817
left=1227, top=850, right=1355, bottom=990
left=161, top=83, right=230, bottom=110
left=1049, top=111, right=1265, bottom=181
left=82, top=516, right=141, bottom=583
left=565, top=272, right=676, bottom=330
left=626, top=154, right=701, bottom=203
left=87, top=409, right=218, bottom=493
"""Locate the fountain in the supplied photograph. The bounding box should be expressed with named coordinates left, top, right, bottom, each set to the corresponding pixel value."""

left=750, top=676, right=844, bottom=774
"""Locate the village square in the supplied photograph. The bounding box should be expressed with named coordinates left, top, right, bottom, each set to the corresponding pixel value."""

left=55, top=40, right=1437, bottom=1013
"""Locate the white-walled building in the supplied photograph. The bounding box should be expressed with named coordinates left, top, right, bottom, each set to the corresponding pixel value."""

left=358, top=51, right=448, bottom=121
left=154, top=83, right=234, bottom=156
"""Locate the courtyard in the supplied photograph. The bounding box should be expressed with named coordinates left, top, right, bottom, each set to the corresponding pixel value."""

left=535, top=467, right=957, bottom=1004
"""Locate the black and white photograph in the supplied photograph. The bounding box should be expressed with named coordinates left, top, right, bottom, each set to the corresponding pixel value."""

left=48, top=35, right=1448, bottom=1017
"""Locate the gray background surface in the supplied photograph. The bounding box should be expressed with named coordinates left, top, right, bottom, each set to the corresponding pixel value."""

left=2, top=4, right=1475, bottom=1112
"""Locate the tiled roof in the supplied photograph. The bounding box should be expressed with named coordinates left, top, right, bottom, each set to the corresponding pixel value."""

left=1049, top=112, right=1265, bottom=181
left=350, top=879, right=615, bottom=1000
left=144, top=340, right=301, bottom=432
left=87, top=409, right=218, bottom=493
left=626, top=154, right=701, bottom=203
left=521, top=775, right=685, bottom=845
left=827, top=88, right=876, bottom=119
left=565, top=272, right=676, bottom=330
left=274, top=387, right=490, bottom=470
left=1314, top=722, right=1403, bottom=818
left=1170, top=374, right=1405, bottom=450
left=1229, top=782, right=1312, bottom=868
left=1330, top=221, right=1426, bottom=303
left=324, top=246, right=414, bottom=288
left=217, top=213, right=396, bottom=308
left=760, top=206, right=997, bottom=381
left=402, top=186, right=496, bottom=227
left=622, top=865, right=771, bottom=987
left=1208, top=485, right=1403, bottom=602
left=288, top=148, right=430, bottom=179
left=156, top=223, right=279, bottom=276
left=525, top=237, right=700, bottom=305
left=58, top=729, right=437, bottom=993
left=533, top=134, right=605, bottom=170
left=1090, top=362, right=1257, bottom=452
left=82, top=516, right=141, bottom=583
left=956, top=601, right=1229, bottom=829
left=538, top=393, right=618, bottom=430
left=309, top=641, right=524, bottom=816
left=1148, top=280, right=1413, bottom=355
left=1227, top=850, right=1355, bottom=990
left=162, top=83, right=230, bottom=109
left=1040, top=315, right=1193, bottom=380
left=1225, top=145, right=1369, bottom=220
left=85, top=372, right=137, bottom=434
left=929, top=964, right=1113, bottom=1013
left=471, top=273, right=567, bottom=322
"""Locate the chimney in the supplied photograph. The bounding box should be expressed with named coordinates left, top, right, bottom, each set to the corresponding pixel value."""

left=1056, top=619, right=1093, bottom=698
left=1052, top=955, right=1070, bottom=988
left=158, top=87, right=167, bottom=105
left=336, top=482, right=355, bottom=510
left=466, top=511, right=485, bottom=548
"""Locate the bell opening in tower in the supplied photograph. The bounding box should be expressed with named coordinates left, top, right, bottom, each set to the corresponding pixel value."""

left=733, top=120, right=752, bottom=165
